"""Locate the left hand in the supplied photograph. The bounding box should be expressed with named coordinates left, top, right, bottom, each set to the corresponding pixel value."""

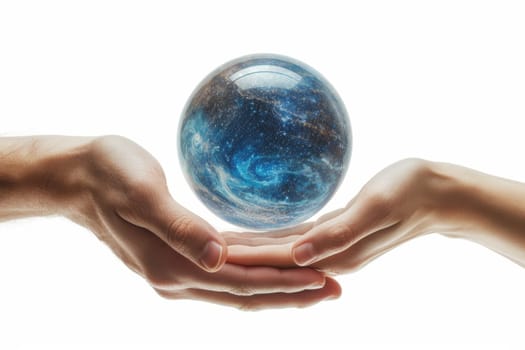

left=225, top=159, right=443, bottom=275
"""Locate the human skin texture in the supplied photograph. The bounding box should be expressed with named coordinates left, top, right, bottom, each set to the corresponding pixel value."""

left=0, top=135, right=341, bottom=310
left=226, top=159, right=525, bottom=274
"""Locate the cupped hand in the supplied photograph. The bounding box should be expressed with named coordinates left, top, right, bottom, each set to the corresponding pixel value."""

left=62, top=136, right=340, bottom=309
left=226, top=158, right=443, bottom=275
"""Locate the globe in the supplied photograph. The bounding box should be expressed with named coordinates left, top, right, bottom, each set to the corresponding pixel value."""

left=178, top=54, right=351, bottom=230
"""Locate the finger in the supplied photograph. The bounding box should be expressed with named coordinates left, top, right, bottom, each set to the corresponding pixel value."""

left=222, top=232, right=300, bottom=247
left=185, top=263, right=327, bottom=296
left=314, top=208, right=346, bottom=226
left=227, top=243, right=295, bottom=267
left=354, top=234, right=414, bottom=271
left=103, top=209, right=185, bottom=279
left=113, top=211, right=327, bottom=295
left=157, top=277, right=342, bottom=310
left=292, top=199, right=399, bottom=266
left=122, top=195, right=227, bottom=273
left=226, top=222, right=406, bottom=271
left=314, top=224, right=403, bottom=273
left=221, top=222, right=314, bottom=246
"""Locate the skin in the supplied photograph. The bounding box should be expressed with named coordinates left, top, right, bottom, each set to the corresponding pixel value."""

left=226, top=158, right=525, bottom=274
left=0, top=135, right=341, bottom=310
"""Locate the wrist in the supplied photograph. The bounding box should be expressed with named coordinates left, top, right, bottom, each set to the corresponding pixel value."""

left=31, top=136, right=96, bottom=217
left=425, top=161, right=483, bottom=238
left=0, top=136, right=95, bottom=218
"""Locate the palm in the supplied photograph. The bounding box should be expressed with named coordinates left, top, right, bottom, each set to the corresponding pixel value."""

left=225, top=159, right=437, bottom=275
left=72, top=136, right=340, bottom=309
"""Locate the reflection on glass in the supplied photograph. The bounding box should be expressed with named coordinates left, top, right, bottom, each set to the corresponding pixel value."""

left=229, top=65, right=302, bottom=90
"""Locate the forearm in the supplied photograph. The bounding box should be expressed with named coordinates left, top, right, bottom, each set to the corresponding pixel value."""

left=431, top=162, right=525, bottom=266
left=0, top=136, right=93, bottom=221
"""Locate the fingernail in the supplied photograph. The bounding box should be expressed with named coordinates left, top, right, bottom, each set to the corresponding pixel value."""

left=200, top=241, right=223, bottom=271
left=306, top=278, right=326, bottom=290
left=326, top=294, right=340, bottom=301
left=293, top=243, right=316, bottom=265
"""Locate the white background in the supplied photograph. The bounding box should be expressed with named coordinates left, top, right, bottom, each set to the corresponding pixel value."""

left=1, top=1, right=525, bottom=349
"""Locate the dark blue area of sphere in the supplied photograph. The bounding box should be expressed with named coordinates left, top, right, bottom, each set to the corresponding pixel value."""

left=179, top=54, right=351, bottom=229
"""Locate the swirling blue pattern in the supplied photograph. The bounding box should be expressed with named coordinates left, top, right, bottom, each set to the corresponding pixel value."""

left=179, top=54, right=351, bottom=230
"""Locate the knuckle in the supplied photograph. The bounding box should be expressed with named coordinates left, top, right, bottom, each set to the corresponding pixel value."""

left=400, top=157, right=428, bottom=175
left=144, top=268, right=180, bottom=290
left=327, top=222, right=355, bottom=249
left=229, top=268, right=257, bottom=296
left=360, top=188, right=395, bottom=224
left=296, top=299, right=319, bottom=309
left=365, top=186, right=392, bottom=211
left=154, top=289, right=184, bottom=300
left=229, top=283, right=256, bottom=296
left=343, top=258, right=365, bottom=274
left=343, top=251, right=377, bottom=274
left=166, top=215, right=193, bottom=254
left=315, top=262, right=343, bottom=275
left=154, top=289, right=170, bottom=299
left=125, top=177, right=155, bottom=203
left=237, top=301, right=262, bottom=312
left=145, top=272, right=169, bottom=289
left=91, top=135, right=127, bottom=153
left=296, top=304, right=311, bottom=309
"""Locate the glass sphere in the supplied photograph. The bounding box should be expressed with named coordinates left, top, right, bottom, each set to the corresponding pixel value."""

left=178, top=54, right=351, bottom=230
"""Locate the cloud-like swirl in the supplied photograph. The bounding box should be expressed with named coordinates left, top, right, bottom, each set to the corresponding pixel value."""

left=179, top=54, right=351, bottom=229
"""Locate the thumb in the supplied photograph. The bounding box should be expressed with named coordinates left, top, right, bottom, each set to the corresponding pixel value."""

left=164, top=206, right=227, bottom=272
left=129, top=196, right=227, bottom=272
left=291, top=198, right=397, bottom=266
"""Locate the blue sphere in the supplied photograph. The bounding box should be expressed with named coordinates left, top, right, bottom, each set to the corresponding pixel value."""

left=178, top=54, right=351, bottom=230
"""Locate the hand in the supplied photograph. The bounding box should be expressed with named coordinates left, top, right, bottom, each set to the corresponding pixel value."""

left=78, top=136, right=343, bottom=308
left=225, top=159, right=446, bottom=274
left=0, top=135, right=341, bottom=309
